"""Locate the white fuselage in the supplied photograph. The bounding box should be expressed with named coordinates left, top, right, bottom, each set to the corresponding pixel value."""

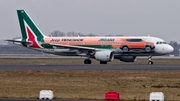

left=19, top=36, right=173, bottom=57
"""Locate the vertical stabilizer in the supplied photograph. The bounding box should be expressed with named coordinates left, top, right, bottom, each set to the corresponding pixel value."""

left=17, top=10, right=46, bottom=48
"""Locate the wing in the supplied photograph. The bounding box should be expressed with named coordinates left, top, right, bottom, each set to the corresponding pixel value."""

left=47, top=43, right=101, bottom=51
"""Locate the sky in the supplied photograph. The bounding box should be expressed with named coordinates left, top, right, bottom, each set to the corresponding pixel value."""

left=1, top=0, right=180, bottom=43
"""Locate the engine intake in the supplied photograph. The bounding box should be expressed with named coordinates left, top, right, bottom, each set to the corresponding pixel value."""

left=95, top=50, right=114, bottom=62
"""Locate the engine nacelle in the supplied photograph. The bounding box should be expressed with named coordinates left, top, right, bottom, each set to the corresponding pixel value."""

left=95, top=50, right=114, bottom=62
left=119, top=56, right=137, bottom=62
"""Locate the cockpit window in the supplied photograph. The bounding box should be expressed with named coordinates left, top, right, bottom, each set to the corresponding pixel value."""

left=163, top=42, right=166, bottom=44
left=156, top=41, right=167, bottom=44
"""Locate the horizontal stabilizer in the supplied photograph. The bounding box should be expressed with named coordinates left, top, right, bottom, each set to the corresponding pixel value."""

left=5, top=39, right=32, bottom=46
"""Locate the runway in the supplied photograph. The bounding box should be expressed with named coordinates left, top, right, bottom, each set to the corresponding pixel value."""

left=0, top=64, right=180, bottom=71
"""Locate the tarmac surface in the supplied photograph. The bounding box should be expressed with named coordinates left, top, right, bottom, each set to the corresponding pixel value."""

left=0, top=64, right=180, bottom=71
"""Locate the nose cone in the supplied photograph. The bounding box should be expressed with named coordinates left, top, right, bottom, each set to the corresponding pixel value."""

left=154, top=44, right=174, bottom=54
left=167, top=45, right=174, bottom=53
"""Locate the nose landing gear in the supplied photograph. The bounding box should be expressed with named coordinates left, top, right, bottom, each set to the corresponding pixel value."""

left=148, top=55, right=153, bottom=65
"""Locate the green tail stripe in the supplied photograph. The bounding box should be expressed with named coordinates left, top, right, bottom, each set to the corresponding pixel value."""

left=17, top=10, right=44, bottom=42
left=17, top=10, right=27, bottom=42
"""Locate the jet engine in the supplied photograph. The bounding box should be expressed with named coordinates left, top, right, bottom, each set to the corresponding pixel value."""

left=95, top=50, right=114, bottom=62
left=119, top=56, right=137, bottom=62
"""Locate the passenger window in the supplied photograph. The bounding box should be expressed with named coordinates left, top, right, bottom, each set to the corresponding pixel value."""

left=126, top=39, right=142, bottom=42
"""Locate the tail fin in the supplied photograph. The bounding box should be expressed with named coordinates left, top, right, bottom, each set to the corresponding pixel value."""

left=17, top=10, right=45, bottom=48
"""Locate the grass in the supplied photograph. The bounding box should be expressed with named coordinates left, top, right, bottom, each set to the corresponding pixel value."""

left=0, top=71, right=180, bottom=101
left=0, top=58, right=180, bottom=100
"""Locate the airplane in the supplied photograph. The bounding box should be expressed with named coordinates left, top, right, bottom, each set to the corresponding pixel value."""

left=6, top=10, right=174, bottom=65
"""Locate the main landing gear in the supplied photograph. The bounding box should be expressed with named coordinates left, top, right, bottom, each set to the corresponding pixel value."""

left=100, top=61, right=107, bottom=64
left=84, top=59, right=108, bottom=64
left=148, top=55, right=153, bottom=65
left=84, top=59, right=92, bottom=64
left=84, top=51, right=92, bottom=64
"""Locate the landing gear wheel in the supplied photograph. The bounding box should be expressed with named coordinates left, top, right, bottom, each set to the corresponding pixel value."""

left=148, top=61, right=153, bottom=65
left=100, top=61, right=107, bottom=64
left=122, top=46, right=129, bottom=52
left=145, top=46, right=151, bottom=52
left=84, top=59, right=92, bottom=64
left=148, top=55, right=153, bottom=65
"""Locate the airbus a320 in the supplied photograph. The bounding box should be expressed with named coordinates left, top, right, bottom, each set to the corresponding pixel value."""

left=6, top=10, right=174, bottom=65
